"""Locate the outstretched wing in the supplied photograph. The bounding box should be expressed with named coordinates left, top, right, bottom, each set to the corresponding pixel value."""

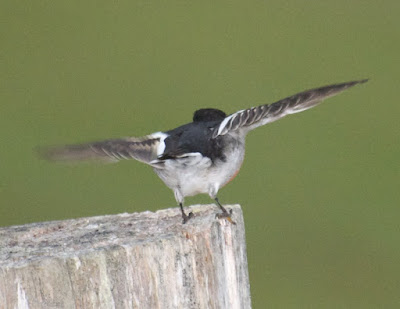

left=38, top=132, right=168, bottom=166
left=213, top=79, right=368, bottom=137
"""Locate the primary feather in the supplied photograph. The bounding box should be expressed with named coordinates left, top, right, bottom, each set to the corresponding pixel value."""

left=213, top=79, right=368, bottom=137
left=39, top=135, right=163, bottom=165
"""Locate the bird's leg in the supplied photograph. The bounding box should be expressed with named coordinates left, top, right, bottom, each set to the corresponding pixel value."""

left=180, top=203, right=194, bottom=224
left=214, top=198, right=236, bottom=225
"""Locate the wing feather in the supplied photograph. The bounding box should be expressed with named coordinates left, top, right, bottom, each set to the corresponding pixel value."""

left=38, top=134, right=166, bottom=166
left=213, top=79, right=368, bottom=137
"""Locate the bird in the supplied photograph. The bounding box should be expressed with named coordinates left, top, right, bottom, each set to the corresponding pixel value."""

left=40, top=79, right=367, bottom=224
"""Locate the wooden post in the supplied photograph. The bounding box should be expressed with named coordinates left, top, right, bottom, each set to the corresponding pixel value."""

left=0, top=204, right=251, bottom=309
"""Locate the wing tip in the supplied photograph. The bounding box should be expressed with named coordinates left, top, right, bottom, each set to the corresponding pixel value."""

left=35, top=144, right=116, bottom=163
left=35, top=145, right=57, bottom=161
left=348, top=78, right=369, bottom=87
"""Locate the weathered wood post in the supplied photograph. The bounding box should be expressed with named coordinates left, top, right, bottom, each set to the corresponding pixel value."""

left=0, top=204, right=251, bottom=308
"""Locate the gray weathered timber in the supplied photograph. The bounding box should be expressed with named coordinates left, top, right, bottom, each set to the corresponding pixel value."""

left=0, top=204, right=251, bottom=309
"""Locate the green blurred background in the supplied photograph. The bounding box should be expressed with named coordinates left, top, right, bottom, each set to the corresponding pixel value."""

left=1, top=1, right=399, bottom=307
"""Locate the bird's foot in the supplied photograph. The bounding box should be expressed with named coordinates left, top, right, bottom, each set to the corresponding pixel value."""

left=182, top=211, right=194, bottom=224
left=216, top=208, right=236, bottom=225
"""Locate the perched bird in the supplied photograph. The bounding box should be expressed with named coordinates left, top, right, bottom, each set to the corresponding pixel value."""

left=41, top=79, right=367, bottom=224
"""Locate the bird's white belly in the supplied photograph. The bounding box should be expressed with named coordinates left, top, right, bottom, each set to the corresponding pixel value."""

left=154, top=146, right=245, bottom=198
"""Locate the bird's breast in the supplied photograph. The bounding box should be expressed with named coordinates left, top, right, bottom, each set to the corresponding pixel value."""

left=154, top=134, right=246, bottom=198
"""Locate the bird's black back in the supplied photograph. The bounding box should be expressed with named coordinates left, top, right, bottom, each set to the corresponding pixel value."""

left=161, top=109, right=228, bottom=161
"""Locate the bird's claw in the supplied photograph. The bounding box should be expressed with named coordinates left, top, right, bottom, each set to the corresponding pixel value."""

left=216, top=209, right=236, bottom=225
left=182, top=212, right=194, bottom=224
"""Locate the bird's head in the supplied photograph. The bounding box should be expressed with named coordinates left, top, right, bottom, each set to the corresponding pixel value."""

left=193, top=108, right=226, bottom=122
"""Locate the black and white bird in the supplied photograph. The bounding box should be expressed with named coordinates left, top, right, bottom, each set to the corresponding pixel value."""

left=42, top=79, right=367, bottom=224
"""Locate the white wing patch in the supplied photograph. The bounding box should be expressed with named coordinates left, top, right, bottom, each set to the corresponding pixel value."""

left=217, top=110, right=244, bottom=136
left=150, top=132, right=169, bottom=156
